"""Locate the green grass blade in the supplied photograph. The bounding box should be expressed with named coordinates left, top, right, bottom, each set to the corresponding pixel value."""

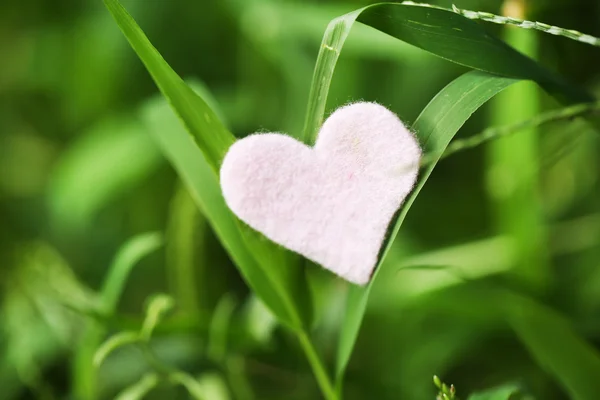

left=114, top=373, right=160, bottom=400
left=100, top=232, right=163, bottom=313
left=335, top=71, right=519, bottom=384
left=303, top=2, right=593, bottom=143
left=74, top=232, right=162, bottom=399
left=103, top=0, right=233, bottom=169
left=104, top=0, right=312, bottom=330
left=166, top=184, right=203, bottom=315
left=487, top=18, right=546, bottom=287
left=467, top=383, right=522, bottom=400
left=505, top=292, right=600, bottom=400
left=140, top=95, right=325, bottom=395
left=139, top=98, right=311, bottom=330
left=48, top=116, right=163, bottom=233
left=93, top=331, right=139, bottom=368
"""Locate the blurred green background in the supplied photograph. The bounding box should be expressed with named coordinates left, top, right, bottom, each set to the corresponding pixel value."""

left=1, top=0, right=600, bottom=399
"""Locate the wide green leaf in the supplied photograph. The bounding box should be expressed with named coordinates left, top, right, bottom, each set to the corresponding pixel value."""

left=302, top=2, right=593, bottom=143
left=104, top=0, right=312, bottom=330
left=336, top=71, right=519, bottom=383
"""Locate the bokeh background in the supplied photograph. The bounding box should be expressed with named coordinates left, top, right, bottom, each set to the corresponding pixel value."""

left=1, top=0, right=600, bottom=399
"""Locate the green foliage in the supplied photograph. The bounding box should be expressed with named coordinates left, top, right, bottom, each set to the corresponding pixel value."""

left=433, top=375, right=458, bottom=400
left=114, top=373, right=160, bottom=400
left=2, top=0, right=600, bottom=399
left=47, top=118, right=163, bottom=232
left=102, top=0, right=234, bottom=168
left=302, top=2, right=592, bottom=144
left=467, top=383, right=521, bottom=400
left=451, top=4, right=600, bottom=47
left=103, top=0, right=313, bottom=332
left=100, top=233, right=164, bottom=313
left=337, top=71, right=520, bottom=385
left=504, top=292, right=600, bottom=400
left=94, top=291, right=219, bottom=400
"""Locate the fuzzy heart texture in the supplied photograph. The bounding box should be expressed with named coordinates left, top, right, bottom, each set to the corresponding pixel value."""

left=220, top=102, right=421, bottom=285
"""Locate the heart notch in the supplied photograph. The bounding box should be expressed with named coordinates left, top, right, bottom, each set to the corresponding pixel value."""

left=220, top=102, right=421, bottom=285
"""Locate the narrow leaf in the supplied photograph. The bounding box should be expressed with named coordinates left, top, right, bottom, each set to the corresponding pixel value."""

left=139, top=97, right=311, bottom=330
left=48, top=116, right=162, bottom=232
left=140, top=294, right=175, bottom=341
left=467, top=383, right=522, bottom=400
left=104, top=0, right=312, bottom=330
left=320, top=2, right=594, bottom=388
left=100, top=232, right=163, bottom=314
left=103, top=0, right=233, bottom=169
left=170, top=371, right=209, bottom=400
left=505, top=292, right=600, bottom=400
left=93, top=331, right=139, bottom=368
left=336, top=71, right=518, bottom=382
left=74, top=233, right=161, bottom=399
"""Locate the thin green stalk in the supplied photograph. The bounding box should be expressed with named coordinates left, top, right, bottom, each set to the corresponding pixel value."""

left=451, top=3, right=600, bottom=47
left=400, top=1, right=600, bottom=47
left=297, top=332, right=338, bottom=400
left=420, top=101, right=600, bottom=166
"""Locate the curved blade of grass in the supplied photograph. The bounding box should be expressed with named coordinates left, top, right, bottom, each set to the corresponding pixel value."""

left=140, top=94, right=329, bottom=396
left=141, top=97, right=335, bottom=399
left=140, top=97, right=310, bottom=330
left=503, top=291, right=600, bottom=400
left=93, top=331, right=139, bottom=368
left=488, top=21, right=546, bottom=288
left=101, top=232, right=164, bottom=313
left=48, top=116, right=163, bottom=233
left=114, top=373, right=160, bottom=400
left=74, top=232, right=162, bottom=399
left=103, top=0, right=232, bottom=169
left=335, top=71, right=519, bottom=385
left=104, top=0, right=312, bottom=330
left=307, top=1, right=592, bottom=388
left=467, top=383, right=522, bottom=400
left=302, top=2, right=593, bottom=142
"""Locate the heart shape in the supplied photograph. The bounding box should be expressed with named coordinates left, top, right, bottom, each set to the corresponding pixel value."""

left=220, top=102, right=421, bottom=285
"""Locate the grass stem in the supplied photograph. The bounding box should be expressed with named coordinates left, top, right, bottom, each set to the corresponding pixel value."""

left=297, top=331, right=338, bottom=400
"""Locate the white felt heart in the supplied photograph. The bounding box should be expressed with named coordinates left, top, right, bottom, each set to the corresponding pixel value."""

left=220, top=102, right=421, bottom=285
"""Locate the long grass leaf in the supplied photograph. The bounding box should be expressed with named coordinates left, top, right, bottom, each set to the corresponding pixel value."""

left=103, top=0, right=233, bottom=169
left=139, top=98, right=311, bottom=329
left=104, top=0, right=312, bottom=330
left=336, top=71, right=519, bottom=384
left=303, top=2, right=593, bottom=142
